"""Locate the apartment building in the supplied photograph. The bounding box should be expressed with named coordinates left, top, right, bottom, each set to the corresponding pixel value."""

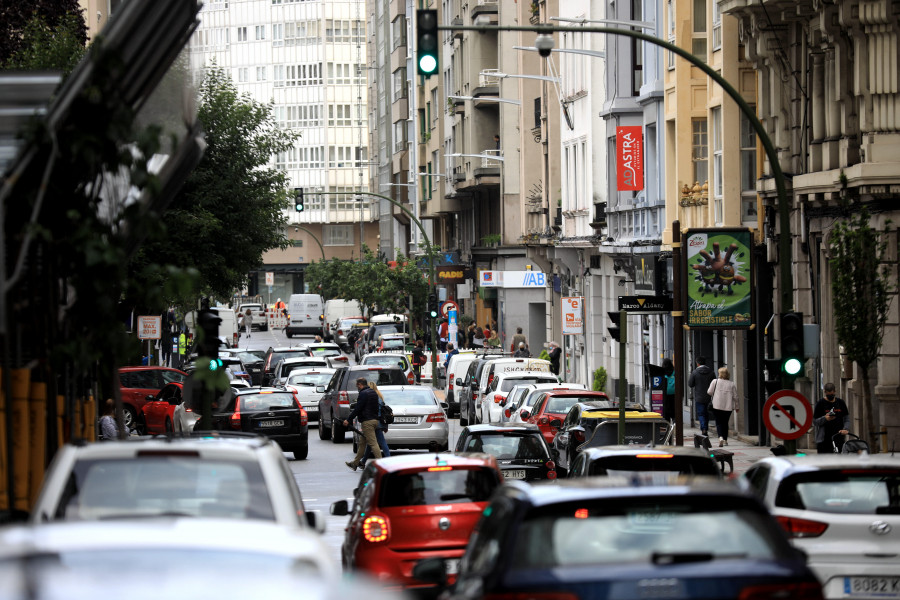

left=78, top=0, right=120, bottom=40
left=189, top=0, right=379, bottom=301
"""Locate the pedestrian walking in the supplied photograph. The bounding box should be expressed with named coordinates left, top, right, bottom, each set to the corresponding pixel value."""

left=472, top=327, right=484, bottom=348
left=343, top=378, right=383, bottom=470
left=98, top=399, right=132, bottom=440
left=439, top=319, right=449, bottom=352
left=411, top=340, right=426, bottom=383
left=511, top=327, right=527, bottom=352
left=708, top=366, right=739, bottom=447
left=243, top=308, right=253, bottom=339
left=485, top=329, right=501, bottom=348
left=445, top=343, right=459, bottom=372
left=514, top=342, right=531, bottom=358
left=662, top=358, right=676, bottom=422
left=813, top=382, right=850, bottom=453
left=688, top=356, right=716, bottom=436
left=548, top=341, right=562, bottom=375
left=359, top=382, right=391, bottom=468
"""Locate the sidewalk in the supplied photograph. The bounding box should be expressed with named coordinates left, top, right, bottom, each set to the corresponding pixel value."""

left=677, top=418, right=775, bottom=476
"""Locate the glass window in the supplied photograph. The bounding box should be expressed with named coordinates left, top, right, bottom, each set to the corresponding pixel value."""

left=324, top=225, right=354, bottom=246
left=380, top=389, right=439, bottom=407
left=238, top=393, right=295, bottom=410
left=287, top=371, right=334, bottom=387
left=712, top=2, right=722, bottom=50
left=500, top=377, right=557, bottom=392
left=711, top=107, right=723, bottom=224
left=379, top=469, right=498, bottom=507
left=740, top=108, right=759, bottom=223
left=464, top=433, right=549, bottom=459
left=776, top=470, right=900, bottom=514
left=692, top=118, right=708, bottom=187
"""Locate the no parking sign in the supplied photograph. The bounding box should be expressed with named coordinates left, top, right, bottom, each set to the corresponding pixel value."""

left=763, top=390, right=813, bottom=441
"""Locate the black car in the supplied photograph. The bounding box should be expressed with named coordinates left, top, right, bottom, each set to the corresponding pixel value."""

left=413, top=478, right=822, bottom=600
left=210, top=387, right=309, bottom=460
left=551, top=400, right=646, bottom=473
left=454, top=423, right=557, bottom=481
left=567, top=446, right=722, bottom=479
left=261, top=346, right=311, bottom=386
left=316, top=365, right=408, bottom=443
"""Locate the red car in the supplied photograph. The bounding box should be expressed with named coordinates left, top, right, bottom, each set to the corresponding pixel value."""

left=140, top=382, right=184, bottom=434
left=330, top=453, right=503, bottom=593
left=522, top=390, right=611, bottom=445
left=118, top=366, right=187, bottom=431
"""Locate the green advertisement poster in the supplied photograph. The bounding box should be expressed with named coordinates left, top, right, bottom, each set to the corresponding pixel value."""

left=684, top=229, right=753, bottom=329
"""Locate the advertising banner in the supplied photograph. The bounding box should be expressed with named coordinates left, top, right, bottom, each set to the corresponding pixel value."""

left=616, top=126, right=644, bottom=191
left=684, top=229, right=753, bottom=329
left=479, top=270, right=546, bottom=288
left=561, top=297, right=584, bottom=335
left=138, top=316, right=162, bottom=340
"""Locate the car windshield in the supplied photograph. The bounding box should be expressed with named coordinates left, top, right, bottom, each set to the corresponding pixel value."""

left=776, top=469, right=900, bottom=514
left=285, top=362, right=327, bottom=376
left=381, top=339, right=405, bottom=350
left=54, top=458, right=275, bottom=522
left=287, top=372, right=332, bottom=386
left=339, top=318, right=363, bottom=329
left=546, top=395, right=597, bottom=414
left=500, top=378, right=557, bottom=392
left=380, top=389, right=437, bottom=406
left=511, top=501, right=785, bottom=567
left=380, top=468, right=497, bottom=506
left=160, top=371, right=186, bottom=385
left=309, top=347, right=340, bottom=357
left=463, top=433, right=548, bottom=459
left=592, top=455, right=721, bottom=478
left=233, top=352, right=263, bottom=365
left=239, top=393, right=295, bottom=411
left=365, top=355, right=407, bottom=369
left=269, top=350, right=310, bottom=368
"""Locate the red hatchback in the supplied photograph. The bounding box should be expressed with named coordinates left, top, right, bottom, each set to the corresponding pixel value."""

left=331, top=453, right=503, bottom=593
left=140, top=382, right=183, bottom=434
left=523, top=390, right=611, bottom=445
left=118, top=366, right=187, bottom=431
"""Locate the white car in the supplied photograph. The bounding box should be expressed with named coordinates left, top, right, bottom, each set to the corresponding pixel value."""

left=284, top=367, right=335, bottom=421
left=351, top=385, right=450, bottom=452
left=481, top=372, right=560, bottom=424
left=360, top=351, right=415, bottom=385
left=505, top=382, right=587, bottom=423
left=443, top=351, right=477, bottom=418
left=742, top=454, right=900, bottom=599
left=30, top=434, right=323, bottom=531
left=272, top=356, right=330, bottom=386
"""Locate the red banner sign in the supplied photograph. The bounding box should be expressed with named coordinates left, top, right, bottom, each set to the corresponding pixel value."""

left=616, top=126, right=644, bottom=191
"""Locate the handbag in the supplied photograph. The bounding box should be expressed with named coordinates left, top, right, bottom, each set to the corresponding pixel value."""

left=707, top=379, right=718, bottom=397
left=380, top=403, right=394, bottom=425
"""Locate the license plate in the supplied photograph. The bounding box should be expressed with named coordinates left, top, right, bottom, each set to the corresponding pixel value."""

left=445, top=559, right=459, bottom=575
left=257, top=419, right=285, bottom=428
left=394, top=416, right=418, bottom=424
left=503, top=470, right=526, bottom=479
left=846, top=577, right=900, bottom=598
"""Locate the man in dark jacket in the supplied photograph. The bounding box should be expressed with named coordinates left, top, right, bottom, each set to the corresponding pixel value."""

left=343, top=378, right=382, bottom=470
left=688, top=356, right=716, bottom=436
left=813, top=382, right=850, bottom=453
left=548, top=341, right=562, bottom=375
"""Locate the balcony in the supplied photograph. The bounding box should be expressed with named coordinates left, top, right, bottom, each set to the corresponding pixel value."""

left=452, top=17, right=463, bottom=41
left=471, top=0, right=498, bottom=24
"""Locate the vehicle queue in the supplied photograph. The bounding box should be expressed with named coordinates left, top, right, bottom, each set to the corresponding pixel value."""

left=3, top=307, right=898, bottom=600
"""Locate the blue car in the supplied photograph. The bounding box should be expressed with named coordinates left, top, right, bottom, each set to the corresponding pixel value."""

left=414, top=477, right=823, bottom=600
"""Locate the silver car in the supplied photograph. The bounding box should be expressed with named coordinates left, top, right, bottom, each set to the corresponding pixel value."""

left=352, top=385, right=449, bottom=452
left=284, top=367, right=335, bottom=421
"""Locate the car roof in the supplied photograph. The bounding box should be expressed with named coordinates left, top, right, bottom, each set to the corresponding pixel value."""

left=287, top=368, right=336, bottom=376
left=307, top=343, right=340, bottom=348
left=546, top=390, right=610, bottom=397
left=364, top=352, right=408, bottom=358
left=234, top=387, right=294, bottom=395
left=580, top=445, right=714, bottom=459
left=378, top=384, right=433, bottom=392
left=372, top=452, right=499, bottom=473
left=119, top=366, right=185, bottom=373
left=465, top=423, right=543, bottom=434
left=55, top=434, right=275, bottom=458
left=753, top=454, right=900, bottom=472
left=348, top=365, right=402, bottom=371
left=281, top=357, right=327, bottom=363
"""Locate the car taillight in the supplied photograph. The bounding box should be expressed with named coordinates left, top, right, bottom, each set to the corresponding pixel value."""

left=547, top=469, right=557, bottom=480
left=230, top=408, right=242, bottom=430
left=572, top=430, right=585, bottom=443
left=776, top=516, right=829, bottom=538
left=232, top=333, right=238, bottom=347
left=738, top=582, right=823, bottom=600
left=299, top=408, right=308, bottom=426
left=449, top=381, right=454, bottom=391
left=426, top=412, right=445, bottom=422
left=494, top=394, right=506, bottom=404
left=336, top=329, right=343, bottom=336
left=504, top=408, right=511, bottom=418
left=291, top=391, right=302, bottom=409
left=546, top=460, right=555, bottom=470
left=362, top=515, right=389, bottom=543
left=338, top=391, right=349, bottom=405
left=487, top=374, right=494, bottom=386
left=407, top=371, right=415, bottom=384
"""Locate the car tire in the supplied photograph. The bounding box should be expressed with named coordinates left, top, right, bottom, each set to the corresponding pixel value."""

left=134, top=413, right=147, bottom=436
left=293, top=446, right=308, bottom=460
left=286, top=331, right=292, bottom=338
left=318, top=414, right=330, bottom=440
left=123, top=406, right=137, bottom=431
left=459, top=405, right=468, bottom=427
left=332, top=420, right=346, bottom=443
left=165, top=418, right=173, bottom=433
left=261, top=324, right=268, bottom=332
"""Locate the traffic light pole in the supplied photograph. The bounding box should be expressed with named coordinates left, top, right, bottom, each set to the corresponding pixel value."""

left=294, top=226, right=325, bottom=260
left=617, top=308, right=627, bottom=445
left=311, top=191, right=439, bottom=381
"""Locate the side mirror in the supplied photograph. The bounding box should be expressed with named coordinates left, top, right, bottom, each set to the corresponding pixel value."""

left=305, top=510, right=326, bottom=533
left=330, top=499, right=350, bottom=516
left=440, top=402, right=449, bottom=411
left=456, top=378, right=463, bottom=386
left=549, top=419, right=562, bottom=428
left=146, top=394, right=156, bottom=402
left=520, top=410, right=531, bottom=420
left=411, top=557, right=448, bottom=586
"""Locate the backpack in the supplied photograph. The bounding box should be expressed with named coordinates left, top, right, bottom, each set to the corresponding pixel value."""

left=380, top=402, right=394, bottom=425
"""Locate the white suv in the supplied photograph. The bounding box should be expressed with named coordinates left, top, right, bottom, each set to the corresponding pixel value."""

left=359, top=352, right=415, bottom=385
left=30, top=433, right=323, bottom=531
left=481, top=372, right=560, bottom=423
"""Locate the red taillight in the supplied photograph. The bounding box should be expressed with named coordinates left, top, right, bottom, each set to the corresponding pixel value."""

left=291, top=391, right=302, bottom=409
left=572, top=430, right=585, bottom=443
left=504, top=408, right=511, bottom=418
left=230, top=407, right=242, bottom=430
left=338, top=391, right=349, bottom=405
left=547, top=469, right=558, bottom=480
left=299, top=408, right=308, bottom=426
left=336, top=329, right=343, bottom=335
left=776, top=516, right=829, bottom=538
left=362, top=515, right=389, bottom=543
left=449, top=381, right=454, bottom=391
left=546, top=460, right=556, bottom=470
left=487, top=373, right=494, bottom=386
left=426, top=412, right=445, bottom=422
left=738, top=582, right=823, bottom=600
left=494, top=394, right=506, bottom=404
left=635, top=454, right=675, bottom=458
left=407, top=371, right=415, bottom=384
left=232, top=333, right=238, bottom=346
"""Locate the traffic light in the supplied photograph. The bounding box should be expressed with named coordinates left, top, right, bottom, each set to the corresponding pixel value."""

left=208, top=358, right=223, bottom=371
left=607, top=311, right=621, bottom=342
left=294, top=188, right=305, bottom=212
left=196, top=309, right=221, bottom=358
left=427, top=293, right=439, bottom=319
left=416, top=10, right=439, bottom=77
left=780, top=311, right=805, bottom=376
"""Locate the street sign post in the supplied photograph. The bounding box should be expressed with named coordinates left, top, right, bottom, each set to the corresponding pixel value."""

left=763, top=390, right=813, bottom=441
left=137, top=316, right=161, bottom=340
left=618, top=295, right=673, bottom=312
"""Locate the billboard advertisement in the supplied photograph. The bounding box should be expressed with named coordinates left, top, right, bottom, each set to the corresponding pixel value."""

left=684, top=229, right=753, bottom=329
left=561, top=297, right=584, bottom=335
left=616, top=126, right=644, bottom=191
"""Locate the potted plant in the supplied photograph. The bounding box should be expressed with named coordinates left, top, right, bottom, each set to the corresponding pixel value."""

left=481, top=233, right=502, bottom=247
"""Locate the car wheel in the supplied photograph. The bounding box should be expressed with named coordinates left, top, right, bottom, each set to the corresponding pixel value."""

left=459, top=404, right=468, bottom=427
left=261, top=325, right=268, bottom=332
left=293, top=446, right=308, bottom=460
left=318, top=414, right=330, bottom=440
left=286, top=331, right=292, bottom=338
left=164, top=418, right=173, bottom=433
left=332, top=420, right=346, bottom=443
left=123, top=406, right=137, bottom=431
left=134, top=413, right=147, bottom=436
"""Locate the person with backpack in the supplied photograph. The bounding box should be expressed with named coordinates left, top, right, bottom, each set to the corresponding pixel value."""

left=359, top=382, right=391, bottom=469
left=662, top=358, right=676, bottom=422
left=343, top=378, right=383, bottom=470
left=411, top=340, right=426, bottom=383
left=688, top=356, right=716, bottom=436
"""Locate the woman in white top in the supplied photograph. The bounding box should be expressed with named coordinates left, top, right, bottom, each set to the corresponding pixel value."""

left=708, top=366, right=739, bottom=447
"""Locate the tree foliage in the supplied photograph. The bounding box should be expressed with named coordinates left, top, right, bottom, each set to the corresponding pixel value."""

left=3, top=11, right=86, bottom=75
left=829, top=199, right=895, bottom=448
left=0, top=0, right=86, bottom=64
left=135, top=66, right=299, bottom=300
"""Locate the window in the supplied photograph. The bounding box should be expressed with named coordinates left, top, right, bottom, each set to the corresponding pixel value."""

left=711, top=107, right=723, bottom=224
left=712, top=2, right=722, bottom=50
left=392, top=68, right=408, bottom=102
left=237, top=26, right=247, bottom=42
left=740, top=107, right=758, bottom=223
left=273, top=64, right=284, bottom=86
left=329, top=146, right=356, bottom=168
left=273, top=23, right=284, bottom=44
left=286, top=63, right=322, bottom=86
left=255, top=25, right=265, bottom=40
left=328, top=104, right=352, bottom=126
left=237, top=67, right=248, bottom=82
left=326, top=19, right=362, bottom=43
left=533, top=97, right=541, bottom=130
left=667, top=0, right=675, bottom=70
left=256, top=66, right=266, bottom=81
left=393, top=120, right=408, bottom=153
left=391, top=16, right=407, bottom=50
left=631, top=0, right=643, bottom=96
left=329, top=63, right=354, bottom=85
left=692, top=0, right=707, bottom=62
left=692, top=118, right=708, bottom=190
left=324, top=225, right=354, bottom=246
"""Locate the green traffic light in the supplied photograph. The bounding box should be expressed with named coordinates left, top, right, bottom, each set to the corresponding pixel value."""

left=419, top=54, right=437, bottom=75
left=783, top=357, right=803, bottom=376
left=209, top=358, right=223, bottom=371
left=429, top=310, right=438, bottom=319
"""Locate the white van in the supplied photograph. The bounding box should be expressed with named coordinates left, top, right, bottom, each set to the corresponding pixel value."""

left=286, top=294, right=324, bottom=338
left=474, top=358, right=554, bottom=421
left=323, top=299, right=363, bottom=340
